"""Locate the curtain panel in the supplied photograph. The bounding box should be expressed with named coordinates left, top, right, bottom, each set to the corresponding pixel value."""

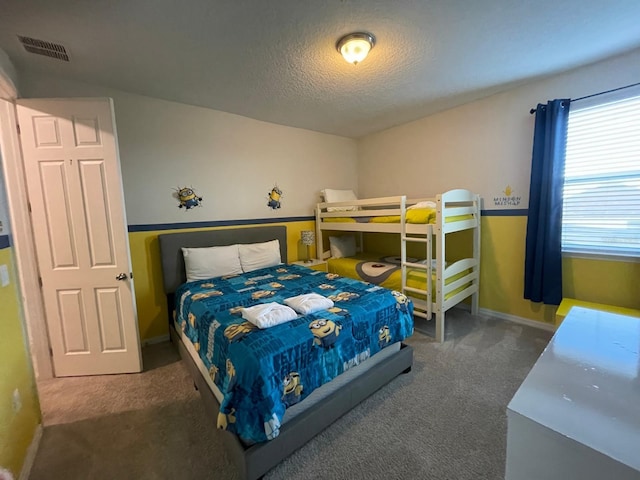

left=524, top=99, right=570, bottom=305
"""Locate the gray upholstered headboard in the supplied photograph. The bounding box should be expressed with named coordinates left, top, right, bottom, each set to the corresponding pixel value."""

left=158, top=226, right=288, bottom=294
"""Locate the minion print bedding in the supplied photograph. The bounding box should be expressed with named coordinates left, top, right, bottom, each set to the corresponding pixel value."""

left=175, top=264, right=414, bottom=444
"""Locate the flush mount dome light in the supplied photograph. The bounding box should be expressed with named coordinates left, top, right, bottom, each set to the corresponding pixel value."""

left=336, top=32, right=375, bottom=65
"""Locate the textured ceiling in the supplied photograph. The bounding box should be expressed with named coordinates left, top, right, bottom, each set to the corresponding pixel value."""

left=2, top=0, right=640, bottom=138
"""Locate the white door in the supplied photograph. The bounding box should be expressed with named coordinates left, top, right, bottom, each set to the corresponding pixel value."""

left=17, top=98, right=142, bottom=376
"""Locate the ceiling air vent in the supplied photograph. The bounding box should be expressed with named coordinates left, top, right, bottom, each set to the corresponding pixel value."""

left=17, top=35, right=70, bottom=62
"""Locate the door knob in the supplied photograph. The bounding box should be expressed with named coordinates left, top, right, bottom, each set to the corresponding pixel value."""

left=116, top=273, right=128, bottom=280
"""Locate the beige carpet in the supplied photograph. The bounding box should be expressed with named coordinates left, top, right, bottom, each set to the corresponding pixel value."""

left=30, top=309, right=552, bottom=479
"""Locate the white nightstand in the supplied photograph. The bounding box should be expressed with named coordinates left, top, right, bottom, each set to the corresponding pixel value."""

left=291, top=259, right=328, bottom=272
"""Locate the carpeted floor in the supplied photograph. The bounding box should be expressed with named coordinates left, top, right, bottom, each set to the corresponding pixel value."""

left=30, top=309, right=552, bottom=480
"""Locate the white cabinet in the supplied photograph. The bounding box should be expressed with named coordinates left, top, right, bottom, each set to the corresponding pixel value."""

left=506, top=307, right=640, bottom=480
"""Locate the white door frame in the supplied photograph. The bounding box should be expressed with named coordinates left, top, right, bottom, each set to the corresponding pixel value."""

left=0, top=73, right=54, bottom=379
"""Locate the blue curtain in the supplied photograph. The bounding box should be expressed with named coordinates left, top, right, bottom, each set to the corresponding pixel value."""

left=524, top=99, right=570, bottom=305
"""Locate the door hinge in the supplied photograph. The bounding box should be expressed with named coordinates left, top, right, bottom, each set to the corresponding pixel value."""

left=16, top=123, right=20, bottom=135
left=38, top=277, right=43, bottom=287
left=49, top=346, right=53, bottom=357
left=130, top=272, right=133, bottom=279
left=28, top=202, right=32, bottom=214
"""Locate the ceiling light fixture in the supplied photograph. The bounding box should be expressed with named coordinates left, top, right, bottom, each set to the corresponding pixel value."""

left=336, top=32, right=375, bottom=66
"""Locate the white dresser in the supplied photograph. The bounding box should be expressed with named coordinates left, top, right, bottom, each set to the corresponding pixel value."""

left=506, top=306, right=640, bottom=480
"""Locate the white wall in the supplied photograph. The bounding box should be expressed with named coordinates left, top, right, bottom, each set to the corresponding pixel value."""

left=0, top=48, right=18, bottom=99
left=0, top=47, right=16, bottom=233
left=0, top=49, right=15, bottom=235
left=18, top=73, right=358, bottom=225
left=357, top=47, right=640, bottom=209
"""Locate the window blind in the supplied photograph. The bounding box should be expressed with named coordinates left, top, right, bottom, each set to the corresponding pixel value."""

left=562, top=94, right=640, bottom=257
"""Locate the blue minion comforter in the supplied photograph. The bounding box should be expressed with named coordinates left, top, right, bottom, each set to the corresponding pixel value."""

left=174, top=264, right=413, bottom=443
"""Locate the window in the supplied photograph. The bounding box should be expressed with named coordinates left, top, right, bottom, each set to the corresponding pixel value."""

left=562, top=91, right=640, bottom=258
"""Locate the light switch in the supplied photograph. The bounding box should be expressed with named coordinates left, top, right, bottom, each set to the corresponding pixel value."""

left=0, top=265, right=9, bottom=287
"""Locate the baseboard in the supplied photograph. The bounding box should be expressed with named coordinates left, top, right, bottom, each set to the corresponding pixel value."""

left=477, top=307, right=556, bottom=332
left=140, top=334, right=170, bottom=347
left=19, top=423, right=42, bottom=480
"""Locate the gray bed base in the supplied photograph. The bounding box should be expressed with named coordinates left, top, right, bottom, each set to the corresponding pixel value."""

left=158, top=226, right=414, bottom=480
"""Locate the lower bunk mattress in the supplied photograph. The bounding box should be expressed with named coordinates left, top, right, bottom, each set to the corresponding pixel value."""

left=174, top=264, right=414, bottom=444
left=327, top=252, right=470, bottom=300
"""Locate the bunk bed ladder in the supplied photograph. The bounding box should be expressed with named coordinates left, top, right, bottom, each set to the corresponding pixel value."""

left=315, top=203, right=323, bottom=261
left=400, top=197, right=432, bottom=322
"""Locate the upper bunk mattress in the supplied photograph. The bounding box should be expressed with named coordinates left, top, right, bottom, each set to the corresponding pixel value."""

left=174, top=264, right=414, bottom=444
left=327, top=208, right=435, bottom=224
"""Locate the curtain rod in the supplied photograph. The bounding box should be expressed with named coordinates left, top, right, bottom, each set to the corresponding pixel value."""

left=528, top=81, right=640, bottom=114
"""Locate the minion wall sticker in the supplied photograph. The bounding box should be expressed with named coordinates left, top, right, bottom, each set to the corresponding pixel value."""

left=267, top=184, right=282, bottom=209
left=175, top=186, right=203, bottom=210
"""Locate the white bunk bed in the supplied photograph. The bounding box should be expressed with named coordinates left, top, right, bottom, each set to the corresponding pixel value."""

left=315, top=189, right=481, bottom=343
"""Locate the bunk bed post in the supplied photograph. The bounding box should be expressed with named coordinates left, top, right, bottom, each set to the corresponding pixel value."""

left=426, top=232, right=432, bottom=319
left=435, top=194, right=445, bottom=343
left=400, top=195, right=407, bottom=296
left=471, top=194, right=481, bottom=315
left=315, top=203, right=323, bottom=261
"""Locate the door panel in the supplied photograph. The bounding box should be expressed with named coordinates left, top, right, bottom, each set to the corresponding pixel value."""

left=17, top=98, right=141, bottom=376
left=57, top=289, right=89, bottom=353
left=40, top=160, right=78, bottom=268
left=96, top=287, right=125, bottom=351
left=72, top=116, right=101, bottom=146
left=79, top=159, right=115, bottom=267
left=32, top=116, right=62, bottom=147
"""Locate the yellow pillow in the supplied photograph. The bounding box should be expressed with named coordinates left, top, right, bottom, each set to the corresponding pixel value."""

left=407, top=208, right=435, bottom=224
left=369, top=208, right=435, bottom=224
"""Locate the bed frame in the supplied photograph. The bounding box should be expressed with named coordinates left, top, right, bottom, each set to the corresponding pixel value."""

left=316, top=188, right=481, bottom=343
left=158, top=225, right=414, bottom=480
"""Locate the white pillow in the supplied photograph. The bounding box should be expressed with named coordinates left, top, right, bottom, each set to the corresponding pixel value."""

left=238, top=240, right=282, bottom=273
left=182, top=244, right=242, bottom=282
left=329, top=235, right=356, bottom=259
left=322, top=188, right=359, bottom=212
left=408, top=200, right=436, bottom=210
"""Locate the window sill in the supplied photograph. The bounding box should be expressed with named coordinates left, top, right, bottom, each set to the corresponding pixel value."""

left=561, top=251, right=640, bottom=263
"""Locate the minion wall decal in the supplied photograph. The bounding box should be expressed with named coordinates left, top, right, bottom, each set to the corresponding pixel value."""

left=267, top=185, right=283, bottom=209
left=175, top=186, right=203, bottom=210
